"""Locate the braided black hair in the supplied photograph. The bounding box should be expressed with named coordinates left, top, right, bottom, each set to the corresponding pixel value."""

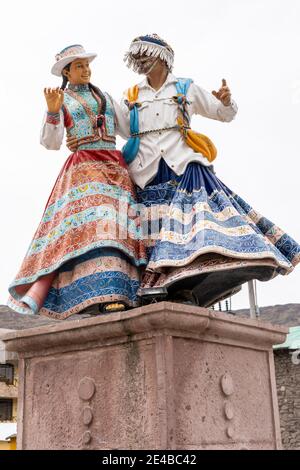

left=61, top=64, right=71, bottom=90
left=88, top=83, right=107, bottom=126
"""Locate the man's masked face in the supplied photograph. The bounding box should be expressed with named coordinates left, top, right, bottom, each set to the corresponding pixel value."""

left=133, top=54, right=159, bottom=75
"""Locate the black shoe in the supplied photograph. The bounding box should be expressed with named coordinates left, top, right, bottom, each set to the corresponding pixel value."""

left=139, top=287, right=168, bottom=306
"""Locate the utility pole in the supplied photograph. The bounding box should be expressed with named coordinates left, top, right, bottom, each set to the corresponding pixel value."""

left=248, top=280, right=260, bottom=319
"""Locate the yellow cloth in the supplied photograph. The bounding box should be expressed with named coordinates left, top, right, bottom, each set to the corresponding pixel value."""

left=177, top=116, right=217, bottom=163
left=126, top=85, right=139, bottom=104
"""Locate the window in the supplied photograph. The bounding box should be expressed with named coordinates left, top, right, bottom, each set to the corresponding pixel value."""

left=0, top=399, right=13, bottom=421
left=0, top=364, right=14, bottom=385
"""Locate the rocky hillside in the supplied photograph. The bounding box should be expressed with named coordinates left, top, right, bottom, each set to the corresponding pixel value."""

left=0, top=303, right=299, bottom=330
left=234, top=303, right=300, bottom=326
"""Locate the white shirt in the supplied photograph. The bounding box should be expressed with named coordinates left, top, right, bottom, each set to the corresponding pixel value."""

left=120, top=73, right=238, bottom=189
left=40, top=97, right=130, bottom=151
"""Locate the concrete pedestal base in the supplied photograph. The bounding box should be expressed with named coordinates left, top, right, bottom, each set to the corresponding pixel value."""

left=1, top=303, right=287, bottom=450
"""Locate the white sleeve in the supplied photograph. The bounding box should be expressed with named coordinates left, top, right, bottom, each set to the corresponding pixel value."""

left=188, top=82, right=238, bottom=123
left=40, top=110, right=65, bottom=150
left=111, top=97, right=130, bottom=140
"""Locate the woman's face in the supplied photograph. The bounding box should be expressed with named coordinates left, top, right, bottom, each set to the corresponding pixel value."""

left=65, top=59, right=91, bottom=84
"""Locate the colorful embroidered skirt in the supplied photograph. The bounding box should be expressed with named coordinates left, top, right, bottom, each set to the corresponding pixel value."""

left=8, top=150, right=147, bottom=319
left=137, top=159, right=300, bottom=306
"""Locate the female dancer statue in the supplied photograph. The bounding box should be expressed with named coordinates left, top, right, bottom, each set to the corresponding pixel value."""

left=8, top=45, right=146, bottom=319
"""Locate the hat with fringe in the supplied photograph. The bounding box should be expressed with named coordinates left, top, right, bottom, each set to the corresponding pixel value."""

left=51, top=44, right=97, bottom=77
left=124, top=34, right=174, bottom=72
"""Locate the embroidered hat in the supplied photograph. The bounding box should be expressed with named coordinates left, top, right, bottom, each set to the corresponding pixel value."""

left=124, top=34, right=174, bottom=72
left=51, top=44, right=97, bottom=77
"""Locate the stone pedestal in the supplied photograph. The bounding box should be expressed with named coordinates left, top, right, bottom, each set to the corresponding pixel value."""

left=1, top=303, right=287, bottom=450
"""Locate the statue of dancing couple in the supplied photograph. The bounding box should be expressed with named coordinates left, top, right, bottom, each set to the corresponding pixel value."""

left=7, top=35, right=300, bottom=319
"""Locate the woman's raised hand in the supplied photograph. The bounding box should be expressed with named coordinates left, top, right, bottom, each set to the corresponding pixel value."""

left=44, top=87, right=64, bottom=113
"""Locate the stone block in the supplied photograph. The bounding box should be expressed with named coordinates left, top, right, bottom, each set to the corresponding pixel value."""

left=1, top=303, right=287, bottom=450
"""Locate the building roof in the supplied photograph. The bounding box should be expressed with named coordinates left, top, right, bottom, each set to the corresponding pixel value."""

left=0, top=423, right=17, bottom=441
left=273, top=326, right=300, bottom=350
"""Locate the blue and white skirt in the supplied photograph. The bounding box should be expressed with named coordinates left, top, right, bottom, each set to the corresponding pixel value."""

left=136, top=159, right=300, bottom=305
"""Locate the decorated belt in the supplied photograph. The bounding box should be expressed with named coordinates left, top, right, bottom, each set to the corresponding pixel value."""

left=131, top=125, right=183, bottom=137
left=67, top=133, right=116, bottom=147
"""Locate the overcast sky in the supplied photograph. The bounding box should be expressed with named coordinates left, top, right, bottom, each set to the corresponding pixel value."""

left=1, top=0, right=299, bottom=310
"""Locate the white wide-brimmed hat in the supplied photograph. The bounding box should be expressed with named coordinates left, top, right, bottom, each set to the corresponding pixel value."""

left=51, top=44, right=97, bottom=77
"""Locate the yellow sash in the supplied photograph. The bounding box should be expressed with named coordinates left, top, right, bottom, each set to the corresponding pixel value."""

left=177, top=116, right=217, bottom=163
left=126, top=85, right=139, bottom=104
